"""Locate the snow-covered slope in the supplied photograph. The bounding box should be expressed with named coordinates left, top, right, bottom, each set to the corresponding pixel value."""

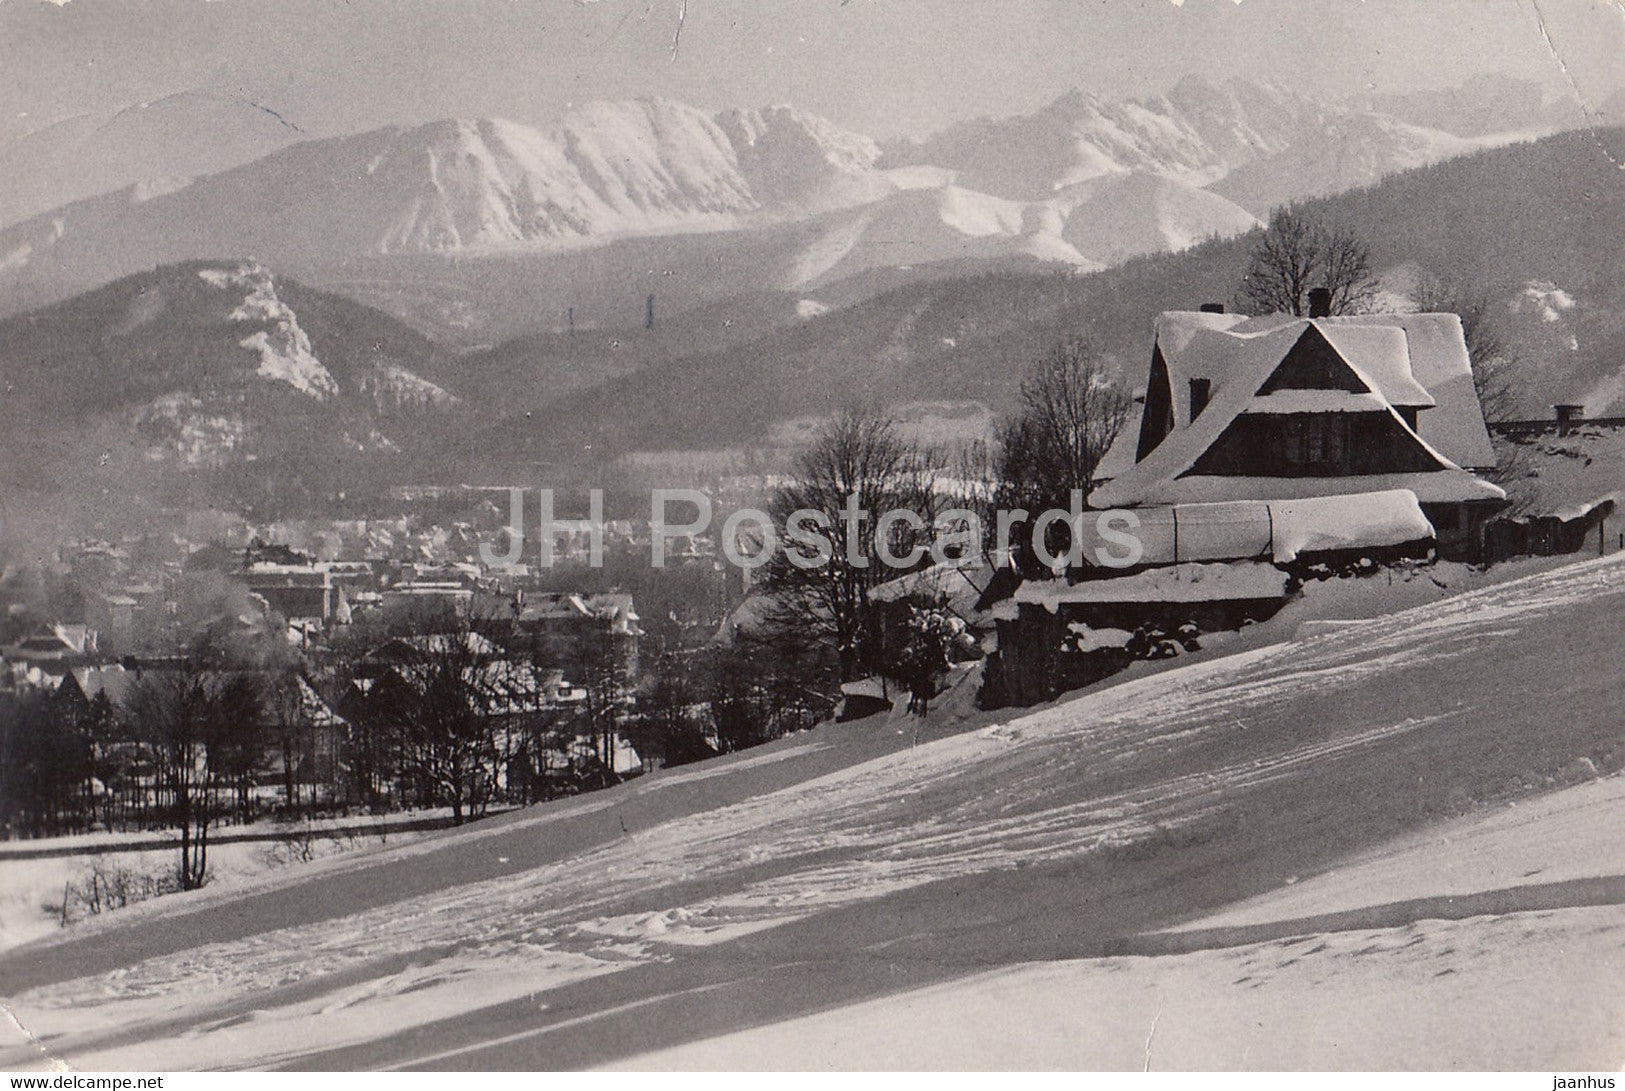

left=879, top=79, right=1286, bottom=198
left=778, top=185, right=1097, bottom=288
left=2, top=555, right=1621, bottom=1070
left=356, top=104, right=888, bottom=252
left=776, top=171, right=1262, bottom=288
left=1208, top=113, right=1498, bottom=215
left=1057, top=171, right=1263, bottom=265
left=881, top=76, right=1491, bottom=208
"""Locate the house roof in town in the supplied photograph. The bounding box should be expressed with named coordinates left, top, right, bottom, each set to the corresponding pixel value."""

left=65, top=665, right=136, bottom=706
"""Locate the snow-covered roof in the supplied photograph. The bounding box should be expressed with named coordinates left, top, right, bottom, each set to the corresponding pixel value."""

left=66, top=665, right=135, bottom=706
left=370, top=631, right=504, bottom=661
left=1091, top=312, right=1504, bottom=509
left=1074, top=489, right=1434, bottom=566
left=295, top=675, right=346, bottom=727
left=1095, top=310, right=1497, bottom=488
left=1014, top=562, right=1289, bottom=608
left=1097, top=469, right=1502, bottom=507
left=869, top=557, right=999, bottom=619
left=1309, top=324, right=1434, bottom=408
left=1164, top=319, right=1432, bottom=423
left=1318, top=313, right=1495, bottom=468
left=839, top=677, right=891, bottom=700
left=1268, top=490, right=1435, bottom=563
left=1092, top=423, right=1141, bottom=482
left=1244, top=390, right=1391, bottom=413
left=1544, top=492, right=1619, bottom=523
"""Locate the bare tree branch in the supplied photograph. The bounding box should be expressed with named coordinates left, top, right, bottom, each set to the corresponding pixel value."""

left=1238, top=207, right=1379, bottom=317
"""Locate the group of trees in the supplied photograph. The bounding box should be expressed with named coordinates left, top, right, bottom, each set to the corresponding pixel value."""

left=324, top=605, right=641, bottom=823
left=0, top=635, right=285, bottom=889
left=628, top=643, right=830, bottom=768
left=0, top=582, right=843, bottom=893
left=744, top=349, right=1128, bottom=689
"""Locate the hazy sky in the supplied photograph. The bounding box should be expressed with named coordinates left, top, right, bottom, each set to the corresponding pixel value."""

left=2, top=0, right=1623, bottom=144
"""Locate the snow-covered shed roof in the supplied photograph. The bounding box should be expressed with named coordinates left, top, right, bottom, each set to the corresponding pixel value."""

left=1013, top=562, right=1290, bottom=608
left=1267, top=490, right=1436, bottom=563
left=1074, top=489, right=1436, bottom=566
left=869, top=556, right=1001, bottom=620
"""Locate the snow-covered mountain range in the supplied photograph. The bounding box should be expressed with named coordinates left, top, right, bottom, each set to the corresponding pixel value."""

left=879, top=76, right=1525, bottom=208
left=0, top=76, right=1564, bottom=324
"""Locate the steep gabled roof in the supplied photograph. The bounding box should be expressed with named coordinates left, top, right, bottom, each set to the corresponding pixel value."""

left=295, top=675, right=346, bottom=727
left=367, top=631, right=504, bottom=663
left=1097, top=311, right=1497, bottom=485
left=1310, top=324, right=1433, bottom=408
left=18, top=624, right=95, bottom=655
left=1090, top=318, right=1504, bottom=508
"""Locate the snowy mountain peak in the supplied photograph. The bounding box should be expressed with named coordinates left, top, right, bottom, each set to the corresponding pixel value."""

left=198, top=262, right=341, bottom=400
left=216, top=101, right=893, bottom=257
left=881, top=76, right=1499, bottom=204
left=0, top=79, right=1583, bottom=320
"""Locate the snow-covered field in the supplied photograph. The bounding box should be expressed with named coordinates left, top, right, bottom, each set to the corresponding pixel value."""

left=621, top=775, right=1625, bottom=1070
left=2, top=555, right=1622, bottom=1071
left=0, top=820, right=439, bottom=954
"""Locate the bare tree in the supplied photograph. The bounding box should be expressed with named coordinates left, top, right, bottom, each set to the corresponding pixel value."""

left=1238, top=207, right=1379, bottom=317
left=370, top=622, right=499, bottom=825
left=762, top=409, right=939, bottom=683
left=995, top=337, right=1131, bottom=517
left=556, top=625, right=633, bottom=785
left=124, top=643, right=264, bottom=890
left=628, top=653, right=715, bottom=770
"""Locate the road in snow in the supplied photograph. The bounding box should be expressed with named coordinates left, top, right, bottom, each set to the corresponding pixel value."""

left=2, top=556, right=1623, bottom=1070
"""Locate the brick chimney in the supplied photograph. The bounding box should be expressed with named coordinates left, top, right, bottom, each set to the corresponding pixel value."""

left=1307, top=287, right=1332, bottom=319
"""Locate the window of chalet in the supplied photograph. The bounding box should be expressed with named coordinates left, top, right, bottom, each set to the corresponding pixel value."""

left=1429, top=504, right=1461, bottom=530
left=1282, top=416, right=1347, bottom=466
left=1184, top=411, right=1443, bottom=478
